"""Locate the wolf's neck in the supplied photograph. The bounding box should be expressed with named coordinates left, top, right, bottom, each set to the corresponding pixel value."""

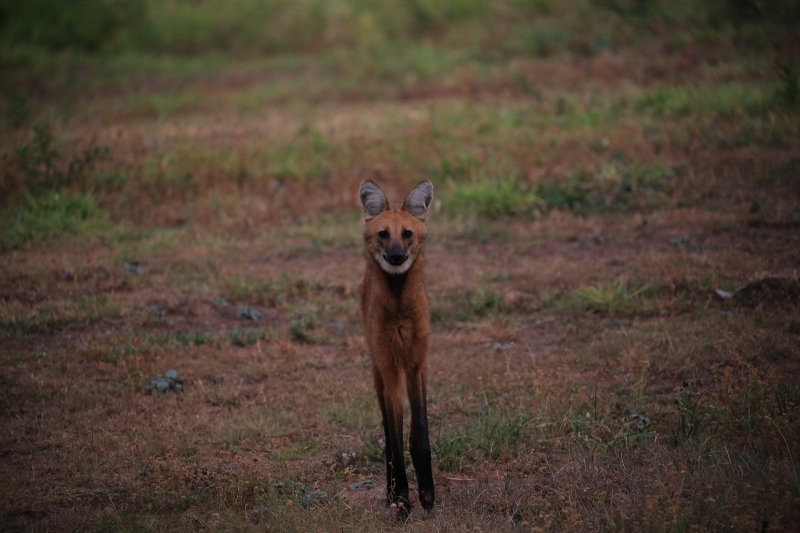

left=380, top=254, right=423, bottom=300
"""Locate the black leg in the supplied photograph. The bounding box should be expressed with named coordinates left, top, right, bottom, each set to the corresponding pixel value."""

left=407, top=366, right=435, bottom=511
left=373, top=365, right=411, bottom=515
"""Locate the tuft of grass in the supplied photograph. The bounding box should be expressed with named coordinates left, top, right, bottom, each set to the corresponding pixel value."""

left=222, top=423, right=263, bottom=448
left=533, top=174, right=591, bottom=211
left=2, top=191, right=109, bottom=250
left=432, top=287, right=510, bottom=324
left=432, top=429, right=472, bottom=472
left=434, top=407, right=532, bottom=472
left=575, top=276, right=653, bottom=315
left=289, top=309, right=318, bottom=343
left=227, top=329, right=268, bottom=347
left=329, top=394, right=379, bottom=431
left=667, top=386, right=714, bottom=448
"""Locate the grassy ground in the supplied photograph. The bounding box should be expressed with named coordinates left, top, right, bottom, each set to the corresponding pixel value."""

left=2, top=1, right=800, bottom=531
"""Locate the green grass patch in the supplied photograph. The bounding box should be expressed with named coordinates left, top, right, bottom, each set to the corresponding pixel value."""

left=225, top=273, right=316, bottom=307
left=444, top=177, right=544, bottom=219
left=575, top=277, right=655, bottom=315
left=635, top=81, right=775, bottom=118
left=329, top=394, right=379, bottom=431
left=1, top=191, right=110, bottom=250
left=434, top=406, right=532, bottom=472
left=112, top=328, right=268, bottom=359
left=667, top=386, right=714, bottom=448
left=432, top=286, right=512, bottom=324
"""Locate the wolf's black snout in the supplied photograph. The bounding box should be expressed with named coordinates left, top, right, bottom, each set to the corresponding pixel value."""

left=386, top=249, right=407, bottom=265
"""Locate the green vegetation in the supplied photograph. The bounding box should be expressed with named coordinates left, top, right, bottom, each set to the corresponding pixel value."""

left=435, top=407, right=532, bottom=471
left=1, top=191, right=109, bottom=250
left=3, top=0, right=798, bottom=57
left=575, top=276, right=654, bottom=315
left=445, top=178, right=544, bottom=219
left=667, top=386, right=713, bottom=447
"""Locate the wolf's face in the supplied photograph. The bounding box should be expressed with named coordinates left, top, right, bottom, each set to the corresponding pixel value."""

left=360, top=180, right=433, bottom=276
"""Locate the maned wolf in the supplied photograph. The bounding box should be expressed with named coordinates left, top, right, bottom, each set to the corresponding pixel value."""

left=359, top=179, right=435, bottom=517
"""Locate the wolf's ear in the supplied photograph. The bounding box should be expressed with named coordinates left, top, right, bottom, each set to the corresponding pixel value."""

left=402, top=180, right=434, bottom=221
left=360, top=180, right=388, bottom=221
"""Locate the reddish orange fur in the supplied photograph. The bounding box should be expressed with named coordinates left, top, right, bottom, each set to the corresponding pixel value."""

left=359, top=179, right=435, bottom=516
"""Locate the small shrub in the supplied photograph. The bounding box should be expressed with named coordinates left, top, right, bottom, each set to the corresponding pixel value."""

left=11, top=123, right=110, bottom=197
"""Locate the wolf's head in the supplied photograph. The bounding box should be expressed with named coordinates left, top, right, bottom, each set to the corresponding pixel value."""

left=360, top=179, right=433, bottom=275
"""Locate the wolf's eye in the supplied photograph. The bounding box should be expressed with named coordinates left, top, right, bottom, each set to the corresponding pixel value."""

left=378, top=230, right=389, bottom=239
left=402, top=229, right=413, bottom=239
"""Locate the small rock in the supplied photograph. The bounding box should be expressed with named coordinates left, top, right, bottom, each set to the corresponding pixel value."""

left=123, top=261, right=143, bottom=275
left=714, top=289, right=734, bottom=300
left=236, top=306, right=261, bottom=320
left=145, top=370, right=184, bottom=394
left=348, top=480, right=377, bottom=492
left=299, top=491, right=329, bottom=506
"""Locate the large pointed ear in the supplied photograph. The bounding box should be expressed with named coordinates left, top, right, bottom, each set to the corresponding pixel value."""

left=402, top=180, right=434, bottom=221
left=359, top=180, right=388, bottom=221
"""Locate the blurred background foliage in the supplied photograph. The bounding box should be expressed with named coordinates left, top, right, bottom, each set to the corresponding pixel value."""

left=0, top=0, right=798, bottom=58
